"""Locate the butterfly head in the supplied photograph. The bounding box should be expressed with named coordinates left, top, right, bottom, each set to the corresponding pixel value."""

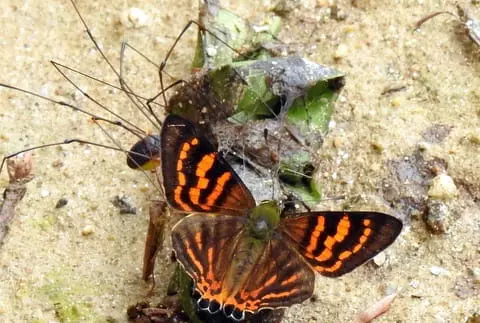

left=247, top=201, right=281, bottom=240
left=126, top=134, right=161, bottom=170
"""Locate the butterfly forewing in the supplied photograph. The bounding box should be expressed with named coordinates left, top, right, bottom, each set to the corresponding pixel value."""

left=281, top=212, right=402, bottom=277
left=161, top=114, right=256, bottom=216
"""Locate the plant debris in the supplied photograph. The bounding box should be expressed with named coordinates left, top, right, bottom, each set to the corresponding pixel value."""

left=355, top=293, right=398, bottom=323
left=142, top=201, right=168, bottom=284
left=0, top=153, right=34, bottom=243
left=415, top=4, right=480, bottom=48
left=111, top=195, right=137, bottom=214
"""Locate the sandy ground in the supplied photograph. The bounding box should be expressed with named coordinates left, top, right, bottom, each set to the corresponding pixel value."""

left=0, top=0, right=479, bottom=322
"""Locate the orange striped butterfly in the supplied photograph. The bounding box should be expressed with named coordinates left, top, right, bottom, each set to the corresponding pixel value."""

left=161, top=114, right=402, bottom=321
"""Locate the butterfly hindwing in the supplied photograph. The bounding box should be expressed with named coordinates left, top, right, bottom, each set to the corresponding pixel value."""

left=228, top=238, right=315, bottom=313
left=161, top=115, right=256, bottom=215
left=281, top=211, right=402, bottom=277
left=171, top=213, right=245, bottom=313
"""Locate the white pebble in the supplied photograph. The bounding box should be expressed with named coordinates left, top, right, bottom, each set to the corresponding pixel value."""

left=122, top=8, right=149, bottom=28
left=81, top=225, right=95, bottom=236
left=328, top=120, right=336, bottom=130
left=40, top=189, right=49, bottom=197
left=334, top=43, right=348, bottom=59
left=428, top=174, right=458, bottom=200
left=409, top=280, right=419, bottom=288
left=206, top=46, right=217, bottom=57
left=430, top=266, right=445, bottom=276
left=373, top=252, right=386, bottom=267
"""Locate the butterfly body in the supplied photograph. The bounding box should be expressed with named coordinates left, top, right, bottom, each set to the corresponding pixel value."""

left=162, top=115, right=403, bottom=321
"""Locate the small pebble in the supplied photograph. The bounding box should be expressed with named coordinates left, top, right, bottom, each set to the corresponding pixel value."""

left=111, top=195, right=137, bottom=215
left=417, top=141, right=430, bottom=152
left=424, top=199, right=451, bottom=233
left=469, top=267, right=480, bottom=284
left=428, top=174, right=458, bottom=200
left=122, top=7, right=149, bottom=29
left=344, top=24, right=356, bottom=33
left=334, top=43, right=348, bottom=59
left=430, top=266, right=445, bottom=276
left=333, top=137, right=343, bottom=148
left=81, top=225, right=95, bottom=236
left=206, top=46, right=217, bottom=57
left=316, top=0, right=329, bottom=7
left=371, top=141, right=384, bottom=152
left=466, top=313, right=480, bottom=323
left=328, top=120, right=336, bottom=129
left=390, top=97, right=403, bottom=107
left=55, top=198, right=68, bottom=209
left=40, top=189, right=50, bottom=197
left=373, top=252, right=386, bottom=267
left=409, top=280, right=419, bottom=288
left=468, top=131, right=480, bottom=145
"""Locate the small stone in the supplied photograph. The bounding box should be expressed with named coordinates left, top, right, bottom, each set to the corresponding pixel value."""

left=417, top=141, right=430, bottom=151
left=333, top=137, right=343, bottom=148
left=111, top=195, right=137, bottom=214
left=40, top=189, right=50, bottom=197
left=390, top=97, right=403, bottom=107
left=334, top=43, right=348, bottom=59
left=384, top=284, right=397, bottom=295
left=371, top=141, right=384, bottom=152
left=206, top=46, right=217, bottom=57
left=466, top=313, right=480, bottom=323
left=469, top=267, right=480, bottom=284
left=468, top=131, right=480, bottom=145
left=424, top=199, right=451, bottom=233
left=430, top=266, right=445, bottom=276
left=409, top=280, right=419, bottom=288
left=81, top=225, right=95, bottom=236
left=428, top=174, right=458, bottom=200
left=122, top=8, right=149, bottom=28
left=328, top=120, right=336, bottom=129
left=344, top=24, right=356, bottom=33
left=351, top=0, right=369, bottom=8
left=55, top=198, right=68, bottom=209
left=373, top=252, right=386, bottom=267
left=316, top=0, right=329, bottom=7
